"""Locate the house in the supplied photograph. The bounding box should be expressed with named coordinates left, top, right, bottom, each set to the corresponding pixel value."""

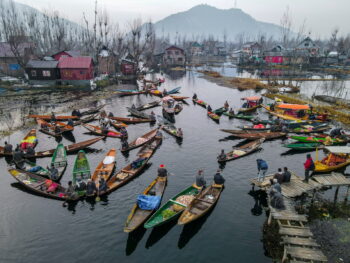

left=0, top=42, right=35, bottom=77
left=57, top=56, right=93, bottom=86
left=163, top=46, right=185, bottom=67
left=52, top=50, right=81, bottom=61
left=97, top=47, right=116, bottom=76
left=120, top=59, right=136, bottom=75
left=190, top=42, right=203, bottom=56
left=214, top=42, right=227, bottom=56
left=242, top=42, right=262, bottom=56
left=295, top=37, right=319, bottom=56
left=263, top=45, right=285, bottom=64
left=25, top=60, right=59, bottom=85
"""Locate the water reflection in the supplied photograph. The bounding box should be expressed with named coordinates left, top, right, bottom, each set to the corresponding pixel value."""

left=125, top=227, right=147, bottom=256
left=145, top=219, right=177, bottom=248
left=248, top=189, right=268, bottom=217
left=62, top=132, right=76, bottom=143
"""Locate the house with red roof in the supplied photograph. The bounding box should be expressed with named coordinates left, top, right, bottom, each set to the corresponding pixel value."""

left=52, top=50, right=81, bottom=61
left=57, top=56, right=93, bottom=86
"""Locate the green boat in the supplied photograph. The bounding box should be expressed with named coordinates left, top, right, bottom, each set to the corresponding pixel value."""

left=51, top=143, right=67, bottom=181
left=144, top=185, right=201, bottom=229
left=213, top=107, right=228, bottom=115
left=290, top=135, right=345, bottom=144
left=222, top=112, right=255, bottom=121
left=72, top=150, right=91, bottom=196
left=283, top=143, right=322, bottom=150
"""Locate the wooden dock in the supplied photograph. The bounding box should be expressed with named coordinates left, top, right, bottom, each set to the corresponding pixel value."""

left=251, top=172, right=350, bottom=262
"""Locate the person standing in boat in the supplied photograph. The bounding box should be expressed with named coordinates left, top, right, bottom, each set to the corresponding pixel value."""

left=303, top=154, right=315, bottom=183
left=86, top=179, right=97, bottom=196
left=195, top=170, right=206, bottom=188
left=256, top=159, right=268, bottom=182
left=120, top=127, right=128, bottom=139
left=213, top=170, right=225, bottom=185
left=72, top=109, right=82, bottom=117
left=121, top=138, right=129, bottom=150
left=217, top=149, right=226, bottom=162
left=158, top=164, right=168, bottom=177
left=229, top=108, right=235, bottom=116
left=207, top=105, right=212, bottom=112
left=50, top=112, right=56, bottom=123
left=108, top=112, right=114, bottom=118
left=192, top=93, right=197, bottom=100
left=4, top=141, right=13, bottom=154
left=224, top=101, right=229, bottom=110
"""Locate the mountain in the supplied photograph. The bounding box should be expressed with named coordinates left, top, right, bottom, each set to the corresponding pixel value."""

left=154, top=4, right=286, bottom=40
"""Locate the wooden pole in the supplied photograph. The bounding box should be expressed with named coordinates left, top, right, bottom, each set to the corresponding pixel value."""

left=333, top=186, right=340, bottom=206
left=344, top=185, right=350, bottom=204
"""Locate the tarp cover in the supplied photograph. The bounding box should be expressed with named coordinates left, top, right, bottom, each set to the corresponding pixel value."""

left=137, top=195, right=161, bottom=210
left=103, top=156, right=115, bottom=165
left=324, top=146, right=350, bottom=154
left=244, top=96, right=261, bottom=101
left=277, top=104, right=309, bottom=110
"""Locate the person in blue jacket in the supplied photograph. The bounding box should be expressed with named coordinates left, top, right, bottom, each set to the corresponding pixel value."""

left=256, top=159, right=268, bottom=182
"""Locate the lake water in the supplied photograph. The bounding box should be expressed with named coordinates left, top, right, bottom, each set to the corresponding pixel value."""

left=0, top=70, right=346, bottom=263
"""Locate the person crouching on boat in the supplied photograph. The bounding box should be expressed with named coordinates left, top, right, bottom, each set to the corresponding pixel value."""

left=192, top=93, right=197, bottom=100
left=195, top=170, right=206, bottom=188
left=207, top=105, right=212, bottom=112
left=256, top=159, right=268, bottom=182
left=217, top=149, right=226, bottom=162
left=214, top=170, right=225, bottom=185
left=158, top=164, right=168, bottom=177
left=86, top=179, right=97, bottom=196
left=224, top=101, right=229, bottom=109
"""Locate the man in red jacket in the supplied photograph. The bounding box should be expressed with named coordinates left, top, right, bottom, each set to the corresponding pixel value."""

left=304, top=154, right=315, bottom=183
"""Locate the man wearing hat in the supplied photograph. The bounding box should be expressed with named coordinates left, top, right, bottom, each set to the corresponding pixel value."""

left=158, top=164, right=168, bottom=177
left=214, top=169, right=225, bottom=185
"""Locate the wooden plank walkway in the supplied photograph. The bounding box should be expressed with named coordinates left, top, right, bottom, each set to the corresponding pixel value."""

left=313, top=172, right=350, bottom=186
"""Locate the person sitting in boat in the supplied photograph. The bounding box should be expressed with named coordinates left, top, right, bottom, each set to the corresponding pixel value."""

left=50, top=112, right=56, bottom=123
left=26, top=146, right=35, bottom=157
left=72, top=109, right=82, bottom=117
left=176, top=128, right=183, bottom=137
left=207, top=105, right=212, bottom=112
left=281, top=124, right=288, bottom=133
left=121, top=138, right=129, bottom=150
left=156, top=129, right=163, bottom=138
left=174, top=103, right=182, bottom=111
left=99, top=178, right=107, bottom=193
left=13, top=148, right=24, bottom=167
left=150, top=111, right=156, bottom=121
left=120, top=127, right=128, bottom=139
left=4, top=141, right=13, bottom=154
left=258, top=97, right=263, bottom=105
left=67, top=119, right=74, bottom=127
left=54, top=125, right=61, bottom=134
left=273, top=168, right=284, bottom=184
left=320, top=111, right=328, bottom=122
left=101, top=125, right=109, bottom=135
left=195, top=170, right=206, bottom=188
left=131, top=104, right=136, bottom=109
left=330, top=128, right=342, bottom=138
left=308, top=113, right=316, bottom=120
left=48, top=163, right=59, bottom=181
left=157, top=164, right=168, bottom=177
left=224, top=101, right=229, bottom=109
left=242, top=102, right=248, bottom=108
left=217, top=150, right=226, bottom=162
left=65, top=181, right=77, bottom=200
left=229, top=108, right=235, bottom=116
left=86, top=179, right=97, bottom=196
left=270, top=103, right=275, bottom=111
left=162, top=89, right=168, bottom=96
left=108, top=112, right=114, bottom=118
left=192, top=93, right=197, bottom=100
left=75, top=178, right=87, bottom=191
left=282, top=167, right=291, bottom=183
left=214, top=170, right=225, bottom=185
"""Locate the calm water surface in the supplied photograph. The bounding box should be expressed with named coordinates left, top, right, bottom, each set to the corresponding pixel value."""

left=0, top=70, right=342, bottom=263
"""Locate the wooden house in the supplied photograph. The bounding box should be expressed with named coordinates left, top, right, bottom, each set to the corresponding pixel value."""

left=57, top=56, right=93, bottom=86
left=52, top=50, right=81, bottom=61
left=164, top=46, right=185, bottom=67
left=242, top=42, right=262, bottom=56
left=295, top=37, right=319, bottom=56
left=120, top=59, right=136, bottom=75
left=25, top=60, right=59, bottom=85
left=97, top=47, right=116, bottom=76
left=263, top=45, right=284, bottom=64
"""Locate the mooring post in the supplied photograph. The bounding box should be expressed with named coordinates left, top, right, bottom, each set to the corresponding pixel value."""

left=333, top=186, right=340, bottom=206
left=344, top=185, right=350, bottom=204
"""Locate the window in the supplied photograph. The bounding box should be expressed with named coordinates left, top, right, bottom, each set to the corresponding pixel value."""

left=80, top=71, right=85, bottom=75
left=31, top=70, right=37, bottom=77
left=305, top=43, right=309, bottom=47
left=43, top=70, right=51, bottom=77
left=64, top=70, right=72, bottom=77
left=178, top=57, right=183, bottom=62
left=175, top=51, right=179, bottom=55
left=167, top=51, right=172, bottom=55
left=167, top=56, right=171, bottom=59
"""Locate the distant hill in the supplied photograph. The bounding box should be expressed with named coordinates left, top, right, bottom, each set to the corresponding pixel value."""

left=154, top=4, right=286, bottom=40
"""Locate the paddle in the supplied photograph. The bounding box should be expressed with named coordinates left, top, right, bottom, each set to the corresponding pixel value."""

left=95, top=175, right=101, bottom=202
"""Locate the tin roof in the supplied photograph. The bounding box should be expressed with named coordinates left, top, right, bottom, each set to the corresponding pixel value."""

left=26, top=60, right=58, bottom=69
left=57, top=57, right=92, bottom=69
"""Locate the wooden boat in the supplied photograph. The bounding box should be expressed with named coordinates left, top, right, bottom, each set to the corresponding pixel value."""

left=283, top=143, right=323, bottom=151
left=170, top=95, right=189, bottom=101
left=124, top=176, right=168, bottom=232
left=289, top=135, right=345, bottom=144
left=262, top=104, right=310, bottom=122
left=110, top=116, right=153, bottom=124
left=162, top=125, right=183, bottom=139
left=1, top=137, right=103, bottom=158
left=72, top=150, right=91, bottom=196
left=136, top=100, right=161, bottom=111
left=144, top=184, right=201, bottom=228
left=213, top=107, right=228, bottom=115
left=9, top=168, right=77, bottom=201
left=233, top=132, right=287, bottom=140
left=148, top=90, right=162, bottom=97
left=192, top=98, right=207, bottom=108
left=217, top=138, right=264, bottom=163
left=37, top=119, right=73, bottom=137
left=51, top=144, right=67, bottom=181
left=240, top=125, right=270, bottom=132
left=14, top=159, right=51, bottom=178
left=106, top=137, right=162, bottom=194
left=238, top=96, right=262, bottom=113
left=121, top=129, right=158, bottom=152
left=110, top=120, right=128, bottom=129
left=315, top=146, right=350, bottom=172
left=80, top=104, right=105, bottom=116
left=167, top=87, right=181, bottom=94
left=222, top=112, right=254, bottom=121
left=90, top=149, right=116, bottom=193
left=178, top=184, right=224, bottom=225
left=288, top=125, right=330, bottom=134
left=127, top=107, right=156, bottom=121
left=73, top=114, right=97, bottom=126
left=20, top=129, right=38, bottom=150
left=207, top=112, right=220, bottom=122
left=220, top=129, right=251, bottom=135
left=28, top=115, right=79, bottom=121
left=82, top=124, right=121, bottom=138
left=115, top=91, right=146, bottom=96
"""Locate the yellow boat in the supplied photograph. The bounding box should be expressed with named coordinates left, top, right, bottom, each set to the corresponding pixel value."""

left=262, top=104, right=310, bottom=122
left=314, top=146, right=350, bottom=172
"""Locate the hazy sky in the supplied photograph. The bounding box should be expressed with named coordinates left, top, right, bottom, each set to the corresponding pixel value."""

left=15, top=0, right=350, bottom=38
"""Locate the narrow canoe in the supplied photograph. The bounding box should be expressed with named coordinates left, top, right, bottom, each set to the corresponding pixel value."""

left=222, top=112, right=254, bottom=121
left=121, top=129, right=158, bottom=152
left=91, top=149, right=116, bottom=192
left=72, top=150, right=91, bottom=196
left=162, top=125, right=183, bottom=139
left=127, top=107, right=156, bottom=121
left=73, top=114, right=97, bottom=126
left=167, top=87, right=181, bottom=94
left=115, top=91, right=146, bottom=96
left=208, top=112, right=220, bottom=122
left=218, top=138, right=264, bottom=163
left=124, top=176, right=168, bottom=232
left=262, top=105, right=309, bottom=122
left=110, top=120, right=128, bottom=130
left=220, top=129, right=250, bottom=135
left=9, top=168, right=77, bottom=201
left=37, top=119, right=74, bottom=137
left=28, top=115, right=79, bottom=121
left=82, top=124, right=121, bottom=138
left=238, top=104, right=260, bottom=113
left=106, top=137, right=162, bottom=194
left=51, top=143, right=67, bottom=181
left=288, top=126, right=330, bottom=134
left=144, top=184, right=201, bottom=228
left=20, top=129, right=38, bottom=150
left=289, top=135, right=345, bottom=144
left=213, top=107, right=228, bottom=115
left=136, top=100, right=161, bottom=111
left=192, top=98, right=207, bottom=108
left=240, top=125, right=270, bottom=132
left=110, top=116, right=153, bottom=124
left=80, top=104, right=105, bottom=116
left=170, top=95, right=189, bottom=101
left=315, top=157, right=350, bottom=173
left=283, top=143, right=323, bottom=150
left=14, top=159, right=51, bottom=178
left=178, top=184, right=224, bottom=225
left=233, top=132, right=287, bottom=140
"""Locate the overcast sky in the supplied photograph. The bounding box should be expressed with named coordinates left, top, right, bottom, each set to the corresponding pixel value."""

left=15, top=0, right=350, bottom=38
